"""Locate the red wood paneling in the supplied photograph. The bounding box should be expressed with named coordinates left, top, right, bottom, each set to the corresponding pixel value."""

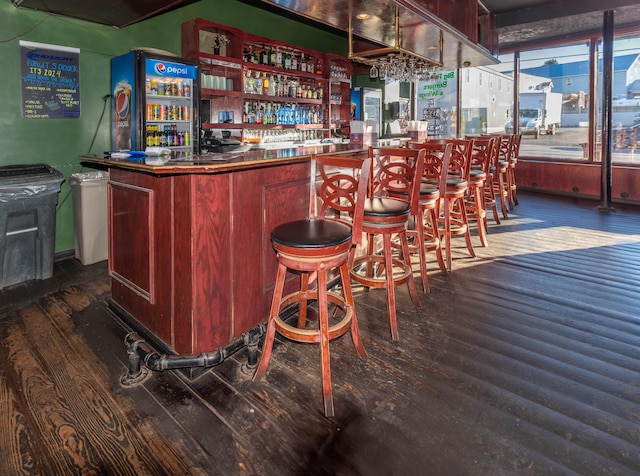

left=108, top=161, right=313, bottom=355
left=231, top=163, right=310, bottom=341
left=108, top=169, right=174, bottom=348
left=516, top=160, right=640, bottom=203
left=189, top=173, right=233, bottom=353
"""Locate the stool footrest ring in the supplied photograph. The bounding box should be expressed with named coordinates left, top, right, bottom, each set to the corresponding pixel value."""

left=274, top=290, right=353, bottom=344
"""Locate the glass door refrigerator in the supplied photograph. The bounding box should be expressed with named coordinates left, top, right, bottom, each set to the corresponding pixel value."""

left=111, top=49, right=199, bottom=157
left=350, top=87, right=382, bottom=136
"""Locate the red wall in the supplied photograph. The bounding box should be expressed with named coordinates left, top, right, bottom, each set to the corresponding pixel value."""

left=516, top=160, right=640, bottom=204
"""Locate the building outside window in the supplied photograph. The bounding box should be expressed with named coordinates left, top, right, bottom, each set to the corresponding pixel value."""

left=486, top=35, right=640, bottom=164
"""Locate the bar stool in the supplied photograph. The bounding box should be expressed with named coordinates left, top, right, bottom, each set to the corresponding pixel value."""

left=350, top=147, right=422, bottom=341
left=427, top=138, right=475, bottom=272
left=253, top=154, right=372, bottom=418
left=406, top=141, right=451, bottom=288
left=492, top=134, right=513, bottom=219
left=465, top=137, right=492, bottom=246
left=507, top=134, right=522, bottom=207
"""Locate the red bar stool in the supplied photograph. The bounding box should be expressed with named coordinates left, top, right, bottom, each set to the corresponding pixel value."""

left=427, top=138, right=476, bottom=272
left=252, top=154, right=372, bottom=418
left=493, top=134, right=513, bottom=218
left=350, top=147, right=423, bottom=341
left=406, top=141, right=451, bottom=288
left=465, top=137, right=493, bottom=246
left=507, top=134, right=522, bottom=207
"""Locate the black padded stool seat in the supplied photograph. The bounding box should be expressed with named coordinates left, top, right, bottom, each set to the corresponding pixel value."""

left=363, top=198, right=410, bottom=221
left=271, top=219, right=352, bottom=249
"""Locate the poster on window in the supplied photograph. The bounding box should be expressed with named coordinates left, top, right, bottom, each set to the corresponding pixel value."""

left=416, top=71, right=457, bottom=136
left=20, top=41, right=80, bottom=119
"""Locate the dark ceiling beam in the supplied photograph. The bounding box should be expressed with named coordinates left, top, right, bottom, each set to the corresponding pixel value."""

left=495, top=0, right=640, bottom=28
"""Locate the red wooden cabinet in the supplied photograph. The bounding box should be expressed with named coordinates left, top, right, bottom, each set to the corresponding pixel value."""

left=108, top=162, right=310, bottom=354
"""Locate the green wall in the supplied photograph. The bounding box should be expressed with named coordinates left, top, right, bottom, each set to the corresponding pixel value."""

left=0, top=0, right=347, bottom=254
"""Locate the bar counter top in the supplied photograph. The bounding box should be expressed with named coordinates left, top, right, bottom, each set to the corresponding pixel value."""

left=79, top=143, right=366, bottom=175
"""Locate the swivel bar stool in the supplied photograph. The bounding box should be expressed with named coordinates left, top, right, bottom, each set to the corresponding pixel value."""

left=427, top=138, right=475, bottom=272
left=406, top=141, right=451, bottom=289
left=350, top=147, right=423, bottom=341
left=493, top=134, right=513, bottom=218
left=465, top=136, right=494, bottom=246
left=253, top=154, right=372, bottom=418
left=507, top=134, right=522, bottom=207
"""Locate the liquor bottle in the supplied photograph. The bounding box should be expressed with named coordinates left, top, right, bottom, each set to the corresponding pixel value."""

left=276, top=48, right=283, bottom=67
left=299, top=53, right=306, bottom=73
left=267, top=75, right=275, bottom=96
left=284, top=52, right=292, bottom=70
left=274, top=75, right=281, bottom=97
left=268, top=46, right=275, bottom=66
left=260, top=44, right=268, bottom=65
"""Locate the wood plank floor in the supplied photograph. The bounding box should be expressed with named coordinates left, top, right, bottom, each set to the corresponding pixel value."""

left=1, top=191, right=639, bottom=475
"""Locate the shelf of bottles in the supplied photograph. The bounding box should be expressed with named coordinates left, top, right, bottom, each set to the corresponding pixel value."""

left=145, top=76, right=193, bottom=149
left=243, top=40, right=324, bottom=77
left=241, top=38, right=327, bottom=131
left=182, top=19, right=353, bottom=143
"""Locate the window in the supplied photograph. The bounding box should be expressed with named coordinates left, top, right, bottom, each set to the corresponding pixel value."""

left=460, top=67, right=512, bottom=135
left=511, top=43, right=590, bottom=160
left=415, top=71, right=457, bottom=138
left=486, top=35, right=640, bottom=163
left=604, top=36, right=640, bottom=164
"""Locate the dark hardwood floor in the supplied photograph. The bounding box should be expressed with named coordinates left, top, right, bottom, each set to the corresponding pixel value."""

left=1, top=191, right=639, bottom=475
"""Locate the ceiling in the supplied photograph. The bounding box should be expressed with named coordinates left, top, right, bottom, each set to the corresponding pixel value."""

left=243, top=0, right=640, bottom=68
left=11, top=0, right=640, bottom=66
left=483, top=0, right=640, bottom=51
left=10, top=0, right=198, bottom=29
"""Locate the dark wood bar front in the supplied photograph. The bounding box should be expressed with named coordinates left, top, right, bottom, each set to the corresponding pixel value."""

left=80, top=145, right=365, bottom=356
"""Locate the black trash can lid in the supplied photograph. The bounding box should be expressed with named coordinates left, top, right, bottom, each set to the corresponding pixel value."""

left=0, top=164, right=63, bottom=184
left=0, top=164, right=64, bottom=202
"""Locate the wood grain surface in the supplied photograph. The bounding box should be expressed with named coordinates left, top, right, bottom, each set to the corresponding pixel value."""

left=0, top=191, right=639, bottom=475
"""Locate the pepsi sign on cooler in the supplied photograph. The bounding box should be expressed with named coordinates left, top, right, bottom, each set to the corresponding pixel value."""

left=110, top=50, right=199, bottom=155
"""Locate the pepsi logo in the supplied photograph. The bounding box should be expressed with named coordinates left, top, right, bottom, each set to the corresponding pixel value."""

left=155, top=63, right=167, bottom=75
left=116, top=91, right=130, bottom=119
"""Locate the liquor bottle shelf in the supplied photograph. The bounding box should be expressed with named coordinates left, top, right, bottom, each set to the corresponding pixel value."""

left=242, top=123, right=327, bottom=129
left=201, top=88, right=242, bottom=96
left=182, top=18, right=351, bottom=145
left=243, top=62, right=323, bottom=80
left=244, top=93, right=322, bottom=104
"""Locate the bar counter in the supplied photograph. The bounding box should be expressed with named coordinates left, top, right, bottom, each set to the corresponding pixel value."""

left=80, top=143, right=366, bottom=367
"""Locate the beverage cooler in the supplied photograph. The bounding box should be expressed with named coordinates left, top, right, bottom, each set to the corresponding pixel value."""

left=111, top=49, right=200, bottom=156
left=350, top=87, right=382, bottom=136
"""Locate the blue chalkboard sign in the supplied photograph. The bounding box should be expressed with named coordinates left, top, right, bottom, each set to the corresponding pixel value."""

left=20, top=41, right=80, bottom=119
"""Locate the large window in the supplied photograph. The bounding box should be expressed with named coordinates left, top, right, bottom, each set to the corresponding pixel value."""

left=486, top=34, right=640, bottom=164
left=461, top=65, right=513, bottom=136
left=605, top=36, right=640, bottom=164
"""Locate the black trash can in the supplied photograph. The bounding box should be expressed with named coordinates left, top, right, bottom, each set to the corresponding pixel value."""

left=0, top=164, right=64, bottom=289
